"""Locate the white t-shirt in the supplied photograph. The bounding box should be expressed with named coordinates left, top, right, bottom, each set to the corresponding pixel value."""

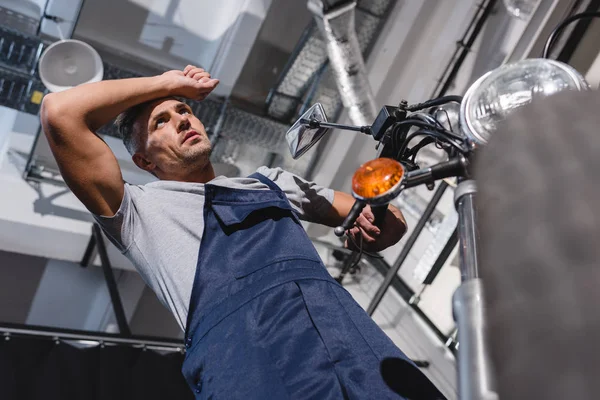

left=94, top=166, right=335, bottom=330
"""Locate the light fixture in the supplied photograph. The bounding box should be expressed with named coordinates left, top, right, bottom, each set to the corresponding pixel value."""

left=460, top=58, right=589, bottom=146
left=38, top=39, right=104, bottom=93
left=503, top=0, right=539, bottom=20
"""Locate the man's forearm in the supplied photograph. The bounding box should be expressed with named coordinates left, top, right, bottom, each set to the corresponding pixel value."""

left=322, top=191, right=355, bottom=227
left=43, top=75, right=171, bottom=133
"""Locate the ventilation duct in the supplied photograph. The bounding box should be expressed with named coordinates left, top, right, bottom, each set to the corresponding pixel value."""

left=266, top=0, right=392, bottom=124
left=307, top=0, right=376, bottom=126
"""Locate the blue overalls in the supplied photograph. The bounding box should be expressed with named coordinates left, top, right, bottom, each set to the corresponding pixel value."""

left=181, top=173, right=444, bottom=399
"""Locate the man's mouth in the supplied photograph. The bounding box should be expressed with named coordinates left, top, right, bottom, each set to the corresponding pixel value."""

left=182, top=130, right=201, bottom=144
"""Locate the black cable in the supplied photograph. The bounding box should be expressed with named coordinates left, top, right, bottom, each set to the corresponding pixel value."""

left=397, top=129, right=467, bottom=160
left=392, top=119, right=463, bottom=147
left=435, top=108, right=454, bottom=132
left=394, top=119, right=439, bottom=131
left=542, top=11, right=600, bottom=58
left=412, top=112, right=458, bottom=138
left=350, top=235, right=363, bottom=274
left=407, top=137, right=437, bottom=161
left=346, top=232, right=384, bottom=259
left=389, top=123, right=406, bottom=159
left=421, top=129, right=466, bottom=150
left=338, top=230, right=362, bottom=281
left=408, top=113, right=448, bottom=133
left=396, top=117, right=464, bottom=141
left=407, top=96, right=463, bottom=112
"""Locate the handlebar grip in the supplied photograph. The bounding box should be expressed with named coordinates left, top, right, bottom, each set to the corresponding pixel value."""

left=334, top=201, right=366, bottom=237
left=403, top=156, right=468, bottom=189
left=371, top=205, right=388, bottom=228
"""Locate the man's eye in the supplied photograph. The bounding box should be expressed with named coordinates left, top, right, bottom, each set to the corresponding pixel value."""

left=180, top=108, right=191, bottom=115
left=156, top=118, right=166, bottom=128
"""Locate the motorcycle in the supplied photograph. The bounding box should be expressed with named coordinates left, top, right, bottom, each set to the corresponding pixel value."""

left=284, top=53, right=590, bottom=399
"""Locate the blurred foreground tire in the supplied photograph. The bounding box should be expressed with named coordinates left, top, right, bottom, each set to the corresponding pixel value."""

left=477, top=90, right=600, bottom=400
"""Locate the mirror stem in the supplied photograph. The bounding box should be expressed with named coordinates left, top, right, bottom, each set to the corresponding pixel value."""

left=300, top=119, right=371, bottom=135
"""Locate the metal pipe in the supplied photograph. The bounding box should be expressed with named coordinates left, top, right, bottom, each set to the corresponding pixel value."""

left=422, top=227, right=458, bottom=285
left=455, top=180, right=479, bottom=281
left=22, top=124, right=43, bottom=181
left=366, top=181, right=448, bottom=316
left=402, top=156, right=468, bottom=190
left=453, top=280, right=498, bottom=400
left=453, top=179, right=498, bottom=400
left=0, top=325, right=183, bottom=351
left=92, top=224, right=132, bottom=337
left=433, top=0, right=498, bottom=98
left=69, top=0, right=86, bottom=39
left=303, top=119, right=369, bottom=132
left=36, top=0, right=51, bottom=36
left=79, top=231, right=97, bottom=268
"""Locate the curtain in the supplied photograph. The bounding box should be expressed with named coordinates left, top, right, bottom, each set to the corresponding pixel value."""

left=0, top=336, right=193, bottom=400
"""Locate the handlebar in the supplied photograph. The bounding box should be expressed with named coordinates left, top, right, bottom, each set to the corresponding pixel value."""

left=402, top=156, right=468, bottom=189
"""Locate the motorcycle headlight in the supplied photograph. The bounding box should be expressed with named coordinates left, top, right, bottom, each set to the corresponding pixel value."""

left=460, top=58, right=589, bottom=146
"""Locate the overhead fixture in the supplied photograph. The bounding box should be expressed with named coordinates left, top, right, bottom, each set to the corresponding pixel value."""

left=502, top=0, right=540, bottom=20
left=38, top=39, right=104, bottom=92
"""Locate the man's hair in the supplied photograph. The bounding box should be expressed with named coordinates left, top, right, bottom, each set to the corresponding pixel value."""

left=114, top=101, right=153, bottom=156
left=115, top=97, right=183, bottom=155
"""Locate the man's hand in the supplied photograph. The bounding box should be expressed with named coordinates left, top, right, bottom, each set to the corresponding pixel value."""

left=163, top=65, right=219, bottom=100
left=345, top=204, right=407, bottom=253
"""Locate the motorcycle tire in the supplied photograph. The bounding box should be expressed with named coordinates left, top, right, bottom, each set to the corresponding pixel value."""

left=476, top=89, right=600, bottom=400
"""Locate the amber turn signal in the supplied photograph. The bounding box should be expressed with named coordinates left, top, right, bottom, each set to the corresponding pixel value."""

left=352, top=158, right=404, bottom=200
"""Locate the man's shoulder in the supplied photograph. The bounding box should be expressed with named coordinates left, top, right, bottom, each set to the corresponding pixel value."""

left=255, top=166, right=284, bottom=180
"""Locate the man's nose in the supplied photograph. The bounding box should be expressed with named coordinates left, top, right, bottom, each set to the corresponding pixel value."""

left=176, top=115, right=191, bottom=132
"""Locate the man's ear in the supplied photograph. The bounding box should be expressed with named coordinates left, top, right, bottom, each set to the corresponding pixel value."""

left=132, top=152, right=155, bottom=173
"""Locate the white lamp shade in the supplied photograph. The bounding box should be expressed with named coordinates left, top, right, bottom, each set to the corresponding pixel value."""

left=38, top=39, right=104, bottom=93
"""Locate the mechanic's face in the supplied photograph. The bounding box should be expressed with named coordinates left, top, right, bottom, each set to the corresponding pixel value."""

left=133, top=98, right=212, bottom=181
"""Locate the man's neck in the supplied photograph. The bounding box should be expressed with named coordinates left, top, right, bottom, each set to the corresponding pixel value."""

left=160, top=162, right=216, bottom=183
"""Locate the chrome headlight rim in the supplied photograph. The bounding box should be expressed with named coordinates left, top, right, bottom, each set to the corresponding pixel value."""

left=459, top=58, right=589, bottom=146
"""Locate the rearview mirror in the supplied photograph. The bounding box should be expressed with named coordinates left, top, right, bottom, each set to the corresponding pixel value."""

left=286, top=103, right=329, bottom=159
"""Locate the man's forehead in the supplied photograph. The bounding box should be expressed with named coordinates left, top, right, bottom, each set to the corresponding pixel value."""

left=147, top=97, right=186, bottom=116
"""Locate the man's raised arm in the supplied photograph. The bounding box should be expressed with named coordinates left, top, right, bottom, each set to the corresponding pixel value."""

left=40, top=67, right=217, bottom=216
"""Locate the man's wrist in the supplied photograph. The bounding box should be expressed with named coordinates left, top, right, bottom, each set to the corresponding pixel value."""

left=151, top=75, right=177, bottom=98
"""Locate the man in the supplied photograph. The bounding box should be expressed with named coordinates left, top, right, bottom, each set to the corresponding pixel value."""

left=41, top=65, right=444, bottom=399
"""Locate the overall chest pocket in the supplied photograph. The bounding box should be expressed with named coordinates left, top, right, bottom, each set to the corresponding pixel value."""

left=209, top=198, right=321, bottom=278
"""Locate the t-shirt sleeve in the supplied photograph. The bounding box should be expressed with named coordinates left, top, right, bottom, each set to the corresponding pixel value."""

left=256, top=166, right=335, bottom=223
left=92, top=183, right=140, bottom=253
